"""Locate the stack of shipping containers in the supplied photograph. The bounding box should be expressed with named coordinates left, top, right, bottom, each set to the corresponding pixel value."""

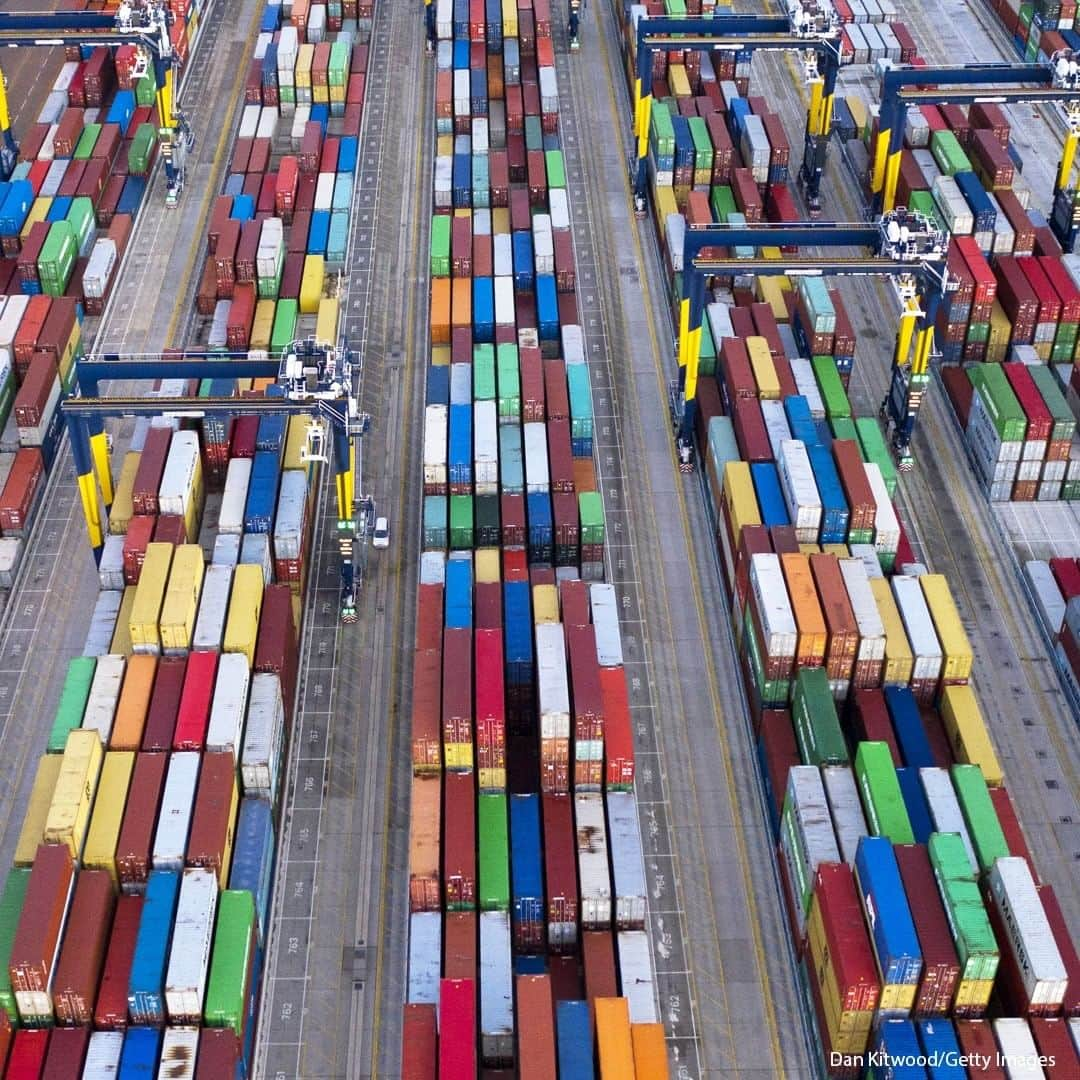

left=614, top=1, right=1080, bottom=1076
left=404, top=0, right=668, bottom=1073
left=0, top=0, right=377, bottom=1073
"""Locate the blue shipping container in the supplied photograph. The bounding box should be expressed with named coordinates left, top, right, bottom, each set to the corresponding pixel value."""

left=453, top=39, right=470, bottom=69
left=473, top=276, right=495, bottom=343
left=127, top=870, right=181, bottom=1025
left=119, top=1026, right=163, bottom=1078
left=224, top=174, right=245, bottom=198
left=338, top=137, right=359, bottom=174
left=244, top=451, right=281, bottom=534
left=308, top=209, right=331, bottom=256
left=807, top=443, right=849, bottom=543
left=895, top=767, right=934, bottom=845
left=445, top=555, right=474, bottom=629
left=884, top=686, right=935, bottom=769
left=229, top=798, right=276, bottom=947
left=526, top=491, right=553, bottom=564
left=262, top=45, right=279, bottom=85
left=512, top=231, right=534, bottom=293
left=854, top=837, right=923, bottom=990
left=0, top=180, right=34, bottom=236
left=260, top=4, right=280, bottom=31
left=106, top=90, right=136, bottom=137
left=671, top=115, right=695, bottom=167
left=728, top=97, right=752, bottom=139
left=783, top=395, right=813, bottom=428
left=310, top=104, right=329, bottom=133
left=256, top=414, right=287, bottom=455
left=750, top=462, right=790, bottom=528
left=230, top=194, right=256, bottom=221
left=471, top=69, right=488, bottom=115
left=427, top=365, right=450, bottom=407
left=117, top=176, right=147, bottom=216
left=536, top=274, right=559, bottom=345
left=448, top=403, right=473, bottom=489
left=332, top=174, right=352, bottom=213
left=510, top=794, right=544, bottom=951
left=514, top=956, right=546, bottom=976
left=871, top=1020, right=925, bottom=1080
left=453, top=154, right=471, bottom=208
left=502, top=581, right=533, bottom=686
left=916, top=1019, right=966, bottom=1080
left=953, top=171, right=995, bottom=232
left=46, top=196, right=73, bottom=224
left=557, top=1001, right=596, bottom=1080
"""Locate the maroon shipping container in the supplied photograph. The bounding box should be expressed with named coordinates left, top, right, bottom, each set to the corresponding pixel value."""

left=732, top=397, right=771, bottom=463
left=41, top=1025, right=89, bottom=1078
left=0, top=448, right=44, bottom=535
left=443, top=912, right=476, bottom=984
left=893, top=844, right=961, bottom=1016
left=757, top=710, right=799, bottom=827
left=731, top=168, right=762, bottom=220
left=566, top=625, right=603, bottom=743
left=582, top=931, right=617, bottom=1035
left=718, top=336, right=757, bottom=409
left=969, top=101, right=1010, bottom=145
left=970, top=128, right=1013, bottom=189
left=248, top=137, right=271, bottom=175
left=988, top=786, right=1038, bottom=880
left=214, top=219, right=241, bottom=287
left=772, top=355, right=798, bottom=400
left=94, top=904, right=140, bottom=1029
left=53, top=109, right=86, bottom=159
left=18, top=124, right=49, bottom=163
left=749, top=303, right=784, bottom=361
left=9, top=844, right=74, bottom=995
left=142, top=657, right=186, bottom=752
left=451, top=217, right=472, bottom=277
left=520, top=348, right=545, bottom=422
left=186, top=752, right=237, bottom=885
left=121, top=516, right=156, bottom=585
left=152, top=515, right=187, bottom=546
left=501, top=492, right=526, bottom=547
left=57, top=160, right=87, bottom=201
left=831, top=440, right=875, bottom=534
left=235, top=220, right=260, bottom=284
left=850, top=690, right=902, bottom=766
left=547, top=420, right=574, bottom=494
left=995, top=255, right=1039, bottom=325
left=279, top=251, right=304, bottom=300
left=694, top=376, right=724, bottom=455
left=195, top=1030, right=242, bottom=1080
left=558, top=579, right=589, bottom=627
left=401, top=1004, right=438, bottom=1080
left=1031, top=1018, right=1080, bottom=1079
left=254, top=585, right=299, bottom=725
left=475, top=582, right=502, bottom=630
left=810, top=554, right=859, bottom=686
left=443, top=770, right=476, bottom=911
left=996, top=190, right=1035, bottom=255
left=472, top=234, right=493, bottom=278
left=411, top=649, right=442, bottom=773
left=1036, top=884, right=1080, bottom=1016
left=207, top=196, right=233, bottom=253
left=552, top=491, right=578, bottom=554
left=415, top=586, right=444, bottom=649
left=553, top=229, right=575, bottom=292
left=51, top=870, right=115, bottom=1026
left=226, top=284, right=256, bottom=349
left=1003, top=363, right=1052, bottom=442
left=734, top=525, right=773, bottom=631
left=132, top=427, right=172, bottom=516
left=941, top=365, right=974, bottom=430
left=442, top=628, right=473, bottom=747
left=76, top=156, right=109, bottom=206
left=298, top=122, right=322, bottom=173
left=14, top=357, right=59, bottom=430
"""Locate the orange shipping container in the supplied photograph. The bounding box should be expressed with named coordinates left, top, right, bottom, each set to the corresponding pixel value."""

left=596, top=998, right=636, bottom=1080
left=810, top=554, right=860, bottom=688
left=408, top=774, right=440, bottom=912
left=451, top=276, right=472, bottom=330
left=631, top=1024, right=670, bottom=1079
left=516, top=975, right=557, bottom=1080
left=780, top=553, right=827, bottom=667
left=110, top=655, right=157, bottom=751
left=430, top=278, right=451, bottom=345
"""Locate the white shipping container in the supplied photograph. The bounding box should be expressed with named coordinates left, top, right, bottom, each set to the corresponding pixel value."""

left=423, top=405, right=448, bottom=492
left=219, top=459, right=252, bottom=535
left=242, top=672, right=285, bottom=799
left=606, top=792, right=647, bottom=930
left=434, top=157, right=452, bottom=208
left=152, top=752, right=201, bottom=872
left=575, top=793, right=612, bottom=929
left=822, top=765, right=869, bottom=865
left=760, top=399, right=792, bottom=461
left=992, top=1018, right=1048, bottom=1080
left=988, top=857, right=1068, bottom=1009
left=453, top=70, right=471, bottom=115
left=1024, top=560, right=1066, bottom=639
left=665, top=214, right=686, bottom=272
left=523, top=422, right=550, bottom=493
left=314, top=172, right=335, bottom=212
left=479, top=911, right=514, bottom=1066
left=420, top=551, right=446, bottom=586
left=750, top=553, right=798, bottom=658
left=256, top=106, right=278, bottom=140
left=157, top=1028, right=199, bottom=1080
left=589, top=584, right=624, bottom=667
left=255, top=31, right=272, bottom=60
left=240, top=532, right=273, bottom=587
left=891, top=575, right=943, bottom=683
left=277, top=26, right=299, bottom=69
left=83, top=238, right=118, bottom=299
left=536, top=622, right=570, bottom=739
left=1070, top=1016, right=1080, bottom=1059
left=99, top=534, right=126, bottom=592
left=17, top=373, right=60, bottom=448
left=38, top=122, right=59, bottom=161
left=290, top=105, right=311, bottom=147
left=256, top=219, right=285, bottom=280
left=0, top=536, right=23, bottom=590
left=494, top=277, right=515, bottom=328
left=616, top=930, right=657, bottom=1023
left=782, top=767, right=840, bottom=928
left=790, top=358, right=826, bottom=418
left=52, top=61, right=79, bottom=92
left=159, top=431, right=201, bottom=522
left=212, top=533, right=241, bottom=569
left=839, top=558, right=887, bottom=664
left=206, top=653, right=251, bottom=756
left=0, top=295, right=29, bottom=353
left=532, top=214, right=554, bottom=276
left=473, top=210, right=491, bottom=236
left=493, top=233, right=512, bottom=277
left=84, top=1031, right=125, bottom=1077
left=778, top=440, right=823, bottom=542
left=83, top=654, right=126, bottom=743
left=474, top=400, right=499, bottom=496
left=450, top=363, right=472, bottom=405
left=192, top=564, right=233, bottom=653
left=918, top=767, right=979, bottom=874
left=863, top=463, right=900, bottom=555
left=549, top=188, right=570, bottom=231
left=436, top=0, right=453, bottom=37
left=561, top=324, right=584, bottom=366
left=273, top=470, right=308, bottom=561
left=165, top=868, right=219, bottom=1024
left=84, top=590, right=122, bottom=657
left=239, top=104, right=261, bottom=139
left=407, top=911, right=441, bottom=1005
left=471, top=117, right=489, bottom=155
left=38, top=91, right=67, bottom=126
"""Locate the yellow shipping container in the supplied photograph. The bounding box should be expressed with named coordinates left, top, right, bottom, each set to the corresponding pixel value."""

left=848, top=96, right=869, bottom=140
left=299, top=255, right=325, bottom=314
left=755, top=275, right=791, bottom=322
left=291, top=593, right=302, bottom=637
left=479, top=767, right=505, bottom=791
left=251, top=300, right=275, bottom=351
left=870, top=577, right=915, bottom=686
left=878, top=982, right=917, bottom=1013
left=15, top=755, right=63, bottom=868
left=491, top=208, right=511, bottom=236
left=501, top=0, right=518, bottom=36
left=83, top=751, right=136, bottom=889
left=987, top=301, right=1011, bottom=363
left=21, top=197, right=51, bottom=239
left=315, top=297, right=339, bottom=347
left=130, top=542, right=175, bottom=654
left=44, top=729, right=104, bottom=858
left=212, top=772, right=240, bottom=889
left=475, top=548, right=500, bottom=584
left=760, top=245, right=783, bottom=261
left=431, top=345, right=451, bottom=366
left=596, top=998, right=636, bottom=1080
left=159, top=544, right=206, bottom=653
left=313, top=82, right=329, bottom=105
left=235, top=379, right=252, bottom=393
left=296, top=43, right=314, bottom=87
left=939, top=685, right=1004, bottom=786
left=668, top=64, right=691, bottom=98
left=723, top=460, right=761, bottom=536
left=110, top=585, right=137, bottom=656
left=800, top=543, right=822, bottom=555
left=444, top=743, right=473, bottom=770
left=223, top=563, right=265, bottom=666
left=919, top=574, right=973, bottom=683
left=747, top=336, right=780, bottom=399
left=653, top=185, right=678, bottom=229
left=109, top=452, right=141, bottom=536
left=532, top=584, right=559, bottom=624
left=453, top=208, right=471, bottom=219
left=822, top=544, right=850, bottom=558
left=954, top=978, right=994, bottom=1012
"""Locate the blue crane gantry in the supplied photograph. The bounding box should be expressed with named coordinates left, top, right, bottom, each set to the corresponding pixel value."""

left=61, top=339, right=372, bottom=623
left=0, top=1, right=197, bottom=204
left=871, top=54, right=1080, bottom=226
left=631, top=1, right=842, bottom=216
left=672, top=210, right=952, bottom=472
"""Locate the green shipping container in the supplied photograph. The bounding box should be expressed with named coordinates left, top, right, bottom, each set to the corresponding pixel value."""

left=744, top=606, right=790, bottom=705
left=478, top=793, right=510, bottom=911
left=579, top=492, right=604, bottom=546
left=650, top=102, right=675, bottom=159
left=198, top=379, right=213, bottom=398
left=134, top=72, right=158, bottom=108
left=73, top=123, right=101, bottom=161
left=0, top=368, right=13, bottom=435
left=688, top=116, right=713, bottom=174
left=965, top=322, right=989, bottom=345
left=66, top=197, right=95, bottom=253
left=475, top=495, right=500, bottom=547
left=930, top=130, right=972, bottom=177
left=38, top=220, right=77, bottom=296
left=127, top=123, right=158, bottom=175
left=968, top=364, right=1027, bottom=442
left=328, top=41, right=350, bottom=85
left=449, top=494, right=473, bottom=550
left=711, top=185, right=737, bottom=223
left=854, top=741, right=915, bottom=845
left=854, top=417, right=899, bottom=498
left=544, top=151, right=566, bottom=190
left=699, top=315, right=717, bottom=377
left=524, top=116, right=544, bottom=153
left=798, top=278, right=836, bottom=334
left=908, top=190, right=944, bottom=231
left=0, top=869, right=30, bottom=1024
left=204, top=890, right=256, bottom=1035
left=567, top=364, right=593, bottom=441
left=430, top=215, right=450, bottom=277
left=830, top=416, right=859, bottom=442
left=791, top=668, right=848, bottom=766
left=1026, top=363, right=1076, bottom=442
left=663, top=0, right=688, bottom=14
left=271, top=299, right=299, bottom=353
left=950, top=765, right=1009, bottom=874
left=811, top=355, right=851, bottom=421
left=49, top=657, right=97, bottom=753
left=423, top=495, right=448, bottom=551
left=473, top=345, right=496, bottom=401
left=927, top=832, right=1000, bottom=984
left=496, top=344, right=520, bottom=423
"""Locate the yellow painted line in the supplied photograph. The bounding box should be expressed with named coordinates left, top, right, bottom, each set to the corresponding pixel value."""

left=593, top=15, right=785, bottom=1076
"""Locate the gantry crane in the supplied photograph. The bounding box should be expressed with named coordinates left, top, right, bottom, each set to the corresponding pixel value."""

left=871, top=52, right=1080, bottom=233
left=630, top=1, right=842, bottom=216
left=672, top=210, right=952, bottom=472
left=61, top=339, right=372, bottom=623
left=0, top=1, right=200, bottom=204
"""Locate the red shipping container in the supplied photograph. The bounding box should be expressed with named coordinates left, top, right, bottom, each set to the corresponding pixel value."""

left=235, top=220, right=260, bottom=283
left=51, top=869, right=114, bottom=1026
left=0, top=449, right=44, bottom=535
left=971, top=128, right=1014, bottom=189
left=121, top=516, right=155, bottom=584
left=472, top=234, right=493, bottom=279
left=442, top=627, right=473, bottom=748
left=231, top=137, right=252, bottom=175
left=207, top=195, right=233, bottom=253
left=718, top=336, right=757, bottom=408
left=14, top=357, right=59, bottom=430
left=438, top=979, right=476, bottom=1078
left=732, top=397, right=771, bottom=463
left=1017, top=255, right=1062, bottom=325
left=226, top=283, right=257, bottom=349
left=582, top=931, right=617, bottom=1035
left=527, top=150, right=547, bottom=205
left=598, top=667, right=634, bottom=789
left=415, top=586, right=443, bottom=649
left=411, top=649, right=442, bottom=773
left=547, top=420, right=574, bottom=494
left=443, top=770, right=476, bottom=911
left=831, top=440, right=875, bottom=534
left=1038, top=256, right=1080, bottom=323
left=558, top=579, right=589, bottom=627
left=1050, top=556, right=1080, bottom=601
left=172, top=650, right=218, bottom=751
left=76, top=156, right=109, bottom=206
left=988, top=786, right=1038, bottom=880
left=195, top=1030, right=242, bottom=1080
left=501, top=493, right=526, bottom=547
left=954, top=1021, right=1006, bottom=1079
left=132, top=427, right=171, bottom=516
left=443, top=912, right=475, bottom=984
left=152, top=515, right=186, bottom=546
left=475, top=629, right=506, bottom=775
left=53, top=109, right=86, bottom=159
left=142, top=656, right=187, bottom=752
left=41, top=1025, right=89, bottom=1078
left=9, top=844, right=74, bottom=995
left=566, top=625, right=604, bottom=742
left=731, top=168, right=762, bottom=220
left=810, top=554, right=859, bottom=686
left=1036, top=884, right=1080, bottom=1017
left=811, top=862, right=881, bottom=1013
left=1003, top=363, right=1053, bottom=442
left=995, top=255, right=1039, bottom=325
left=401, top=1004, right=438, bottom=1080
left=969, top=101, right=1010, bottom=145
left=186, top=751, right=236, bottom=885
left=516, top=976, right=557, bottom=1074
left=1030, top=1018, right=1080, bottom=1079
left=520, top=347, right=545, bottom=421
left=255, top=585, right=299, bottom=725
left=757, top=709, right=799, bottom=831
left=7, top=1030, right=49, bottom=1076
left=553, top=229, right=575, bottom=292
left=851, top=690, right=902, bottom=766
left=694, top=377, right=724, bottom=455
left=18, top=124, right=49, bottom=163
